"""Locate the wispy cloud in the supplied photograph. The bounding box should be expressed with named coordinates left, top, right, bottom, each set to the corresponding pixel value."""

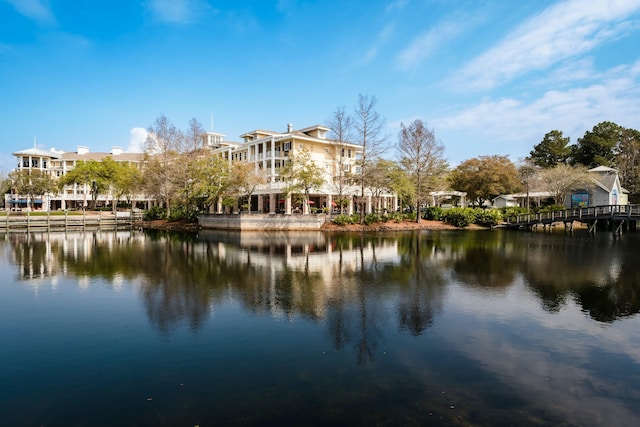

left=433, top=60, right=640, bottom=159
left=2, top=0, right=56, bottom=25
left=385, top=0, right=410, bottom=14
left=147, top=0, right=212, bottom=25
left=451, top=0, right=640, bottom=91
left=397, top=19, right=464, bottom=70
left=360, top=23, right=395, bottom=65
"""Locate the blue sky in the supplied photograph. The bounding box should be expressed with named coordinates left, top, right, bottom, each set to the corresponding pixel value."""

left=1, top=0, right=640, bottom=174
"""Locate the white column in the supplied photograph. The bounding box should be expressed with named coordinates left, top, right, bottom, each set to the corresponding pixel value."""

left=269, top=194, right=276, bottom=214
left=285, top=194, right=292, bottom=215
left=257, top=194, right=264, bottom=213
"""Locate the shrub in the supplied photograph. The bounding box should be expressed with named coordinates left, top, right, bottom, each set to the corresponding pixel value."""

left=143, top=206, right=166, bottom=221
left=539, top=204, right=565, bottom=213
left=387, top=212, right=405, bottom=223
left=333, top=214, right=355, bottom=226
left=423, top=206, right=443, bottom=221
left=500, top=206, right=529, bottom=221
left=364, top=213, right=382, bottom=225
left=441, top=207, right=475, bottom=227
left=167, top=206, right=199, bottom=222
left=473, top=208, right=502, bottom=226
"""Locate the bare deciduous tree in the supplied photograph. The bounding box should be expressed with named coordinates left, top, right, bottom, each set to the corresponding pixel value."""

left=517, top=159, right=540, bottom=210
left=326, top=106, right=353, bottom=214
left=353, top=94, right=387, bottom=223
left=539, top=163, right=591, bottom=206
left=142, top=114, right=185, bottom=217
left=397, top=119, right=448, bottom=222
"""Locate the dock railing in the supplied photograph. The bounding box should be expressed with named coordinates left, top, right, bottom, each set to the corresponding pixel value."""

left=0, top=211, right=143, bottom=232
left=507, top=204, right=640, bottom=228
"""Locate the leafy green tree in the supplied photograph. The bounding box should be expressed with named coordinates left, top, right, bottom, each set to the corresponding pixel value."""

left=614, top=127, right=640, bottom=203
left=538, top=163, right=591, bottom=205
left=449, top=155, right=521, bottom=206
left=386, top=161, right=414, bottom=211
left=572, top=121, right=623, bottom=168
left=191, top=155, right=233, bottom=212
left=397, top=119, right=448, bottom=222
left=529, top=130, right=571, bottom=167
left=228, top=161, right=267, bottom=213
left=364, top=159, right=398, bottom=212
left=111, top=162, right=143, bottom=212
left=58, top=159, right=112, bottom=209
left=9, top=169, right=57, bottom=210
left=280, top=147, right=325, bottom=214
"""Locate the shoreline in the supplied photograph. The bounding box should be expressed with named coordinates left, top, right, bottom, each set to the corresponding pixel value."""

left=141, top=219, right=485, bottom=233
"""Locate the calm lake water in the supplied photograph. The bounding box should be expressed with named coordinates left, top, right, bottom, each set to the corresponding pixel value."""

left=1, top=228, right=640, bottom=426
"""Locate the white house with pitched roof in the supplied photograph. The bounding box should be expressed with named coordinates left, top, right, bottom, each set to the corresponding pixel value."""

left=568, top=166, right=628, bottom=207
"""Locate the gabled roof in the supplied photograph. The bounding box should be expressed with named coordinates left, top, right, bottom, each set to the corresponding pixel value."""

left=12, top=147, right=61, bottom=158
left=588, top=166, right=619, bottom=192
left=588, top=165, right=618, bottom=173
left=492, top=191, right=553, bottom=201
left=60, top=152, right=144, bottom=162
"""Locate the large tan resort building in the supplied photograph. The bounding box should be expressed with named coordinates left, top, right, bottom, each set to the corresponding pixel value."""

left=203, top=123, right=398, bottom=215
left=7, top=123, right=398, bottom=214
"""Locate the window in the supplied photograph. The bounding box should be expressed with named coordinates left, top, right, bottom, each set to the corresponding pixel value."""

left=348, top=149, right=352, bottom=158
left=283, top=142, right=291, bottom=151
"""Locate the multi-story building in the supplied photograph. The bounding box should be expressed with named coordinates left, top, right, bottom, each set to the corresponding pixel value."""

left=6, top=146, right=146, bottom=211
left=7, top=123, right=398, bottom=214
left=204, top=123, right=397, bottom=215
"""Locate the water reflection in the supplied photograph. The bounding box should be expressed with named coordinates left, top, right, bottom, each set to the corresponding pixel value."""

left=3, top=229, right=640, bottom=425
left=5, top=229, right=639, bottom=331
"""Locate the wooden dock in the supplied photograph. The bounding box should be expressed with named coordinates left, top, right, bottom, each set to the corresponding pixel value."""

left=504, top=204, right=640, bottom=234
left=0, top=211, right=143, bottom=232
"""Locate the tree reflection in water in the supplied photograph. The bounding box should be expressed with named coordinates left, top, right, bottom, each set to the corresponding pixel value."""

left=7, top=228, right=640, bottom=345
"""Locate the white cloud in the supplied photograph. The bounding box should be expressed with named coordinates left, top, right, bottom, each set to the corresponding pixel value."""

left=2, top=0, right=56, bottom=25
left=128, top=127, right=148, bottom=153
left=432, top=60, right=640, bottom=162
left=147, top=0, right=211, bottom=24
left=429, top=61, right=640, bottom=165
left=451, top=0, right=640, bottom=91
left=397, top=20, right=463, bottom=70
left=360, top=23, right=395, bottom=65
left=385, top=0, right=410, bottom=14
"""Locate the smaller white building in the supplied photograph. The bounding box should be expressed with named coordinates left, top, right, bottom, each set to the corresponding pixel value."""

left=571, top=166, right=628, bottom=207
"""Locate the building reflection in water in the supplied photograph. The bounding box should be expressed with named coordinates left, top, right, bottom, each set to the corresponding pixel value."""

left=5, top=229, right=638, bottom=340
